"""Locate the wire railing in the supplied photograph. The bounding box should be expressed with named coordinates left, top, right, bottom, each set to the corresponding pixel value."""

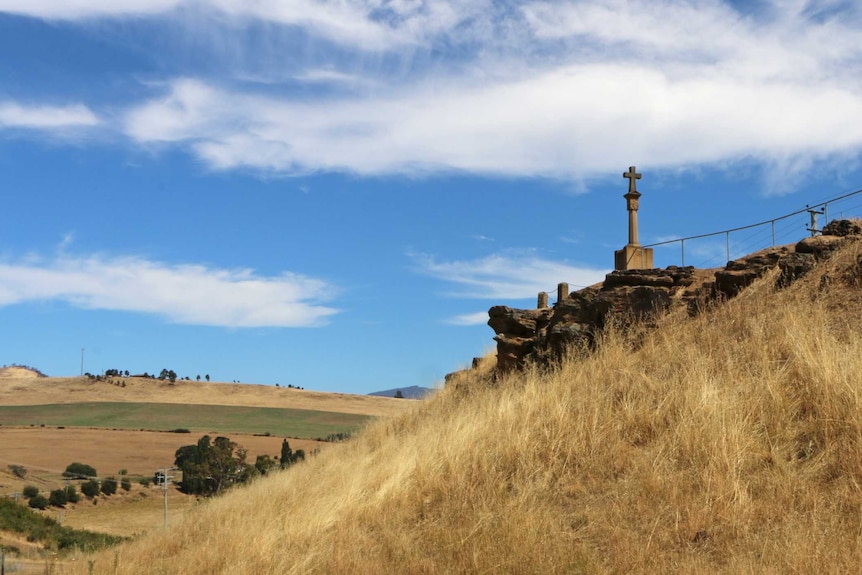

left=538, top=187, right=862, bottom=307
left=643, top=188, right=862, bottom=269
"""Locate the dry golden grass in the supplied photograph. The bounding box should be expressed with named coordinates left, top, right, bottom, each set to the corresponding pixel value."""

left=0, top=375, right=410, bottom=417
left=57, top=240, right=862, bottom=573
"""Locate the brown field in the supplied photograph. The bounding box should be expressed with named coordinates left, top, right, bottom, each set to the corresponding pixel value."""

left=0, top=427, right=324, bottom=480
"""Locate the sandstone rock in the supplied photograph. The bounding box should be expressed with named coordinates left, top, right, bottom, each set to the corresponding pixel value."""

left=477, top=221, right=860, bottom=380
left=822, top=219, right=862, bottom=237
left=777, top=252, right=816, bottom=288
left=796, top=235, right=845, bottom=258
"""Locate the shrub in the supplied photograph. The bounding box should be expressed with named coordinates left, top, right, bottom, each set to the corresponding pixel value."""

left=138, top=477, right=152, bottom=488
left=100, top=478, right=118, bottom=496
left=64, top=485, right=80, bottom=503
left=80, top=480, right=100, bottom=498
left=170, top=428, right=191, bottom=433
left=63, top=462, right=97, bottom=479
left=120, top=478, right=132, bottom=491
left=28, top=495, right=48, bottom=510
left=22, top=485, right=38, bottom=499
left=8, top=464, right=27, bottom=479
left=48, top=489, right=68, bottom=507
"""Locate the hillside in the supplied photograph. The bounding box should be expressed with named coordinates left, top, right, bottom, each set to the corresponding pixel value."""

left=0, top=375, right=408, bottom=417
left=60, top=236, right=862, bottom=573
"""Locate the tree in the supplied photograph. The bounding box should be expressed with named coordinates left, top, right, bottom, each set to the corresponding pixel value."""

left=168, top=370, right=177, bottom=383
left=100, top=478, right=118, bottom=496
left=124, top=370, right=129, bottom=377
left=254, top=454, right=276, bottom=476
left=65, top=484, right=80, bottom=503
left=120, top=478, right=132, bottom=491
left=63, top=462, right=97, bottom=479
left=175, top=435, right=255, bottom=496
left=205, top=374, right=210, bottom=382
left=394, top=390, right=404, bottom=399
left=28, top=494, right=48, bottom=510
left=48, top=488, right=68, bottom=507
left=196, top=374, right=201, bottom=381
left=280, top=439, right=305, bottom=469
left=81, top=479, right=100, bottom=498
left=22, top=485, right=39, bottom=499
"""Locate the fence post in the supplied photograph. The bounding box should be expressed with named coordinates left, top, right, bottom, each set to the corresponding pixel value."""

left=557, top=283, right=569, bottom=304
left=726, top=231, right=730, bottom=262
left=537, top=292, right=549, bottom=309
left=681, top=239, right=685, bottom=267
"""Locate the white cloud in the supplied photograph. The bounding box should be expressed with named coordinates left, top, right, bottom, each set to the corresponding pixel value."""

left=122, top=63, right=862, bottom=180
left=0, top=254, right=339, bottom=328
left=445, top=311, right=491, bottom=326
left=0, top=102, right=100, bottom=130
left=412, top=252, right=609, bottom=300
left=9, top=1, right=862, bottom=183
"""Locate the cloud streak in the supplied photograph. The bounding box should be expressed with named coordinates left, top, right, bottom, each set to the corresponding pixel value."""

left=0, top=254, right=339, bottom=328
left=413, top=252, right=609, bottom=300
left=0, top=102, right=100, bottom=130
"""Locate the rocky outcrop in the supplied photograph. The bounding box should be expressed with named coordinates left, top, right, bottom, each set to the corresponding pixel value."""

left=485, top=220, right=862, bottom=375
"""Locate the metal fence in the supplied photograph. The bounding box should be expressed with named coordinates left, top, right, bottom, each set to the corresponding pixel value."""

left=643, top=188, right=862, bottom=269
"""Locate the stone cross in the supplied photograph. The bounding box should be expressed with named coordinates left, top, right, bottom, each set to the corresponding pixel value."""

left=622, top=166, right=642, bottom=246
left=623, top=166, right=641, bottom=195
left=614, top=165, right=653, bottom=270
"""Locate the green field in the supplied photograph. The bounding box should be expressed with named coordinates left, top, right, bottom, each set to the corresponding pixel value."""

left=0, top=402, right=369, bottom=438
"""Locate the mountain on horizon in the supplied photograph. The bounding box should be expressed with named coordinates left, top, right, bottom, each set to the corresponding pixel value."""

left=367, top=385, right=434, bottom=399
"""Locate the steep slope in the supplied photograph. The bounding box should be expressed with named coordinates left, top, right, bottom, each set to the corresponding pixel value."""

left=71, top=238, right=862, bottom=574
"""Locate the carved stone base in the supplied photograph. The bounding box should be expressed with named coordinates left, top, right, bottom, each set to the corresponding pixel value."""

left=614, top=245, right=654, bottom=270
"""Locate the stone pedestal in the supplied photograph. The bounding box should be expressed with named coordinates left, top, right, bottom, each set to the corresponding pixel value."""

left=615, top=245, right=654, bottom=270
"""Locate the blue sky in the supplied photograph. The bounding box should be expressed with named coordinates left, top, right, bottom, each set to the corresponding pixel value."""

left=1, top=0, right=862, bottom=393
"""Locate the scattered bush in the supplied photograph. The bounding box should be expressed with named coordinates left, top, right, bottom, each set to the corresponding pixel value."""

left=100, top=478, right=118, bottom=496
left=22, top=485, right=39, bottom=499
left=138, top=477, right=152, bottom=488
left=48, top=489, right=68, bottom=508
left=0, top=497, right=124, bottom=551
left=80, top=480, right=100, bottom=498
left=8, top=464, right=27, bottom=479
left=120, top=478, right=132, bottom=492
left=64, top=485, right=80, bottom=504
left=254, top=454, right=276, bottom=475
left=28, top=495, right=48, bottom=510
left=63, top=462, right=97, bottom=479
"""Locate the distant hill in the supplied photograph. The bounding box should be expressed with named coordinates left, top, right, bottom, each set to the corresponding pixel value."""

left=0, top=365, right=46, bottom=378
left=368, top=385, right=434, bottom=399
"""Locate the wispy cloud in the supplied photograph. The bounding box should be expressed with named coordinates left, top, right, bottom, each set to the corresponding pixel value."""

left=0, top=102, right=100, bottom=130
left=412, top=252, right=609, bottom=300
left=0, top=253, right=338, bottom=328
left=8, top=1, right=862, bottom=184
left=445, top=311, right=490, bottom=326
left=0, top=0, right=476, bottom=50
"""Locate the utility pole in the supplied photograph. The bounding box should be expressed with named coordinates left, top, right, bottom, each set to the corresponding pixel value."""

left=806, top=206, right=825, bottom=237
left=80, top=348, right=85, bottom=376
left=158, top=467, right=175, bottom=528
